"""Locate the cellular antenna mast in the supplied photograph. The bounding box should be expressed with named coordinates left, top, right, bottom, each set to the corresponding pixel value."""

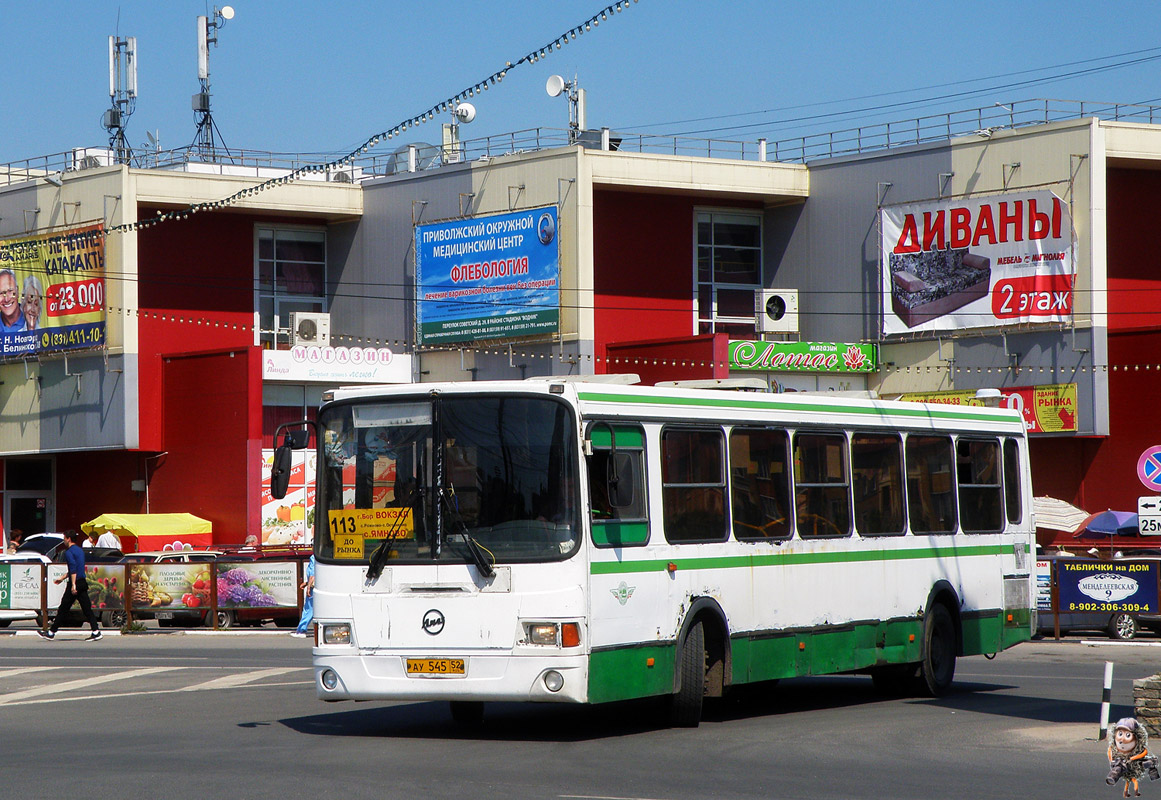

left=192, top=5, right=234, bottom=161
left=105, top=35, right=137, bottom=164
left=546, top=74, right=586, bottom=143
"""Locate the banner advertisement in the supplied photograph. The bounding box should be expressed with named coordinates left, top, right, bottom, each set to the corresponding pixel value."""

left=215, top=562, right=298, bottom=608
left=1035, top=560, right=1052, bottom=611
left=0, top=223, right=106, bottom=359
left=415, top=206, right=560, bottom=345
left=1056, top=560, right=1158, bottom=613
left=729, top=340, right=876, bottom=373
left=0, top=563, right=41, bottom=609
left=86, top=566, right=125, bottom=615
left=881, top=191, right=1074, bottom=335
left=130, top=563, right=210, bottom=613
left=260, top=449, right=316, bottom=546
left=898, top=383, right=1078, bottom=434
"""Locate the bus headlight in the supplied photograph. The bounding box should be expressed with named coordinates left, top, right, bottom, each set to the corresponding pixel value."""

left=527, top=623, right=558, bottom=645
left=523, top=621, right=582, bottom=647
left=321, top=669, right=339, bottom=691
left=321, top=623, right=351, bottom=645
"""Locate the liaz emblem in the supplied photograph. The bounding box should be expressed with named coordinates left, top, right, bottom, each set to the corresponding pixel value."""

left=610, top=582, right=636, bottom=606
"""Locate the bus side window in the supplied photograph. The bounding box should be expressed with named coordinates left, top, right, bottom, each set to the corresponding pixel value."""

left=958, top=438, right=1003, bottom=534
left=792, top=432, right=851, bottom=538
left=729, top=427, right=791, bottom=541
left=905, top=435, right=957, bottom=534
left=1003, top=438, right=1022, bottom=525
left=851, top=433, right=905, bottom=536
left=587, top=424, right=648, bottom=548
left=662, top=428, right=727, bottom=544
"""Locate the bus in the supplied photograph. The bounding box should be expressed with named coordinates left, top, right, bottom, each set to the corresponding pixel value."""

left=270, top=378, right=1035, bottom=727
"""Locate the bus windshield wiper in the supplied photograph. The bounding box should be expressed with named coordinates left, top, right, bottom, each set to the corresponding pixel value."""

left=441, top=493, right=495, bottom=578
left=366, top=486, right=419, bottom=582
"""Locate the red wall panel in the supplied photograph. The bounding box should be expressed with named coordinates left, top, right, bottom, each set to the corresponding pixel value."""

left=146, top=348, right=261, bottom=544
left=1106, top=169, right=1161, bottom=332
left=55, top=451, right=144, bottom=531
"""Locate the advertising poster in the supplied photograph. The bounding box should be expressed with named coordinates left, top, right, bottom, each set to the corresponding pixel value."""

left=729, top=341, right=876, bottom=373
left=130, top=563, right=210, bottom=613
left=0, top=562, right=42, bottom=609
left=1056, top=560, right=1158, bottom=613
left=1035, top=560, right=1052, bottom=611
left=0, top=223, right=106, bottom=359
left=86, top=566, right=125, bottom=615
left=260, top=449, right=316, bottom=546
left=215, top=562, right=298, bottom=608
left=415, top=206, right=560, bottom=345
left=881, top=191, right=1074, bottom=335
left=898, top=383, right=1078, bottom=433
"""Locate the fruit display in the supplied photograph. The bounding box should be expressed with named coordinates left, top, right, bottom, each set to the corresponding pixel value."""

left=128, top=564, right=199, bottom=609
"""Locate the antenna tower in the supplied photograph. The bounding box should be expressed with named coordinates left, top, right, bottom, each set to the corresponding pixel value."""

left=104, top=36, right=137, bottom=164
left=192, top=5, right=234, bottom=161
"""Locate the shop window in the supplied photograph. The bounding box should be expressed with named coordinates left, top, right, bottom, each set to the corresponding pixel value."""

left=662, top=428, right=727, bottom=543
left=695, top=211, right=761, bottom=336
left=729, top=427, right=791, bottom=541
left=257, top=227, right=327, bottom=349
left=793, top=432, right=851, bottom=538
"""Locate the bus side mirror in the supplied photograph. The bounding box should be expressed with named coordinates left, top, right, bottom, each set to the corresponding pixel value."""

left=270, top=445, right=293, bottom=500
left=283, top=428, right=311, bottom=449
left=608, top=452, right=635, bottom=508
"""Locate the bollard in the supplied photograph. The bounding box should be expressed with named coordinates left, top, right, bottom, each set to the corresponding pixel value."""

left=1100, top=661, right=1114, bottom=740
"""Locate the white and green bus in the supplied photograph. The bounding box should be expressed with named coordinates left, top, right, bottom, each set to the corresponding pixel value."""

left=271, top=378, right=1034, bottom=726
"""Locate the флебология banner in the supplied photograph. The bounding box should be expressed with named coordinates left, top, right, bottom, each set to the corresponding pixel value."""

left=0, top=223, right=106, bottom=359
left=415, top=207, right=559, bottom=345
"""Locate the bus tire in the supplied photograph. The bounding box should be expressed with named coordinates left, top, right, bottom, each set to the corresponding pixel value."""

left=918, top=604, right=956, bottom=697
left=670, top=620, right=705, bottom=728
left=450, top=701, right=484, bottom=725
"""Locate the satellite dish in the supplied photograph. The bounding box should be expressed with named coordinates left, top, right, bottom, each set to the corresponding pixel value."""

left=546, top=75, right=566, bottom=98
left=454, top=102, right=476, bottom=124
left=220, top=5, right=235, bottom=19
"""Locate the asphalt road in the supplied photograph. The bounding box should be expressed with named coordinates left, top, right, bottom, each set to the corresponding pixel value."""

left=1, top=630, right=1156, bottom=800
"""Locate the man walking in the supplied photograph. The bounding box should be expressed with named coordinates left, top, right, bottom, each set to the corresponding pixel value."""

left=38, top=530, right=102, bottom=641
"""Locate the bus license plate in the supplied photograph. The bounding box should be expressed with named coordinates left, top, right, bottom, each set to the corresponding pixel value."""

left=406, top=658, right=465, bottom=675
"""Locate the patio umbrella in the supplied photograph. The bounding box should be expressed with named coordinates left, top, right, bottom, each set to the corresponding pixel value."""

left=1073, top=509, right=1139, bottom=539
left=1032, top=496, right=1089, bottom=532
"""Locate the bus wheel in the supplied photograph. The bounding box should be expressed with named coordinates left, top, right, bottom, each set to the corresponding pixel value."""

left=450, top=701, right=484, bottom=725
left=919, top=604, right=956, bottom=697
left=670, top=620, right=706, bottom=728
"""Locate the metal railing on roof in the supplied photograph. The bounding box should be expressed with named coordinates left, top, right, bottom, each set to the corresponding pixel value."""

left=5, top=99, right=1161, bottom=189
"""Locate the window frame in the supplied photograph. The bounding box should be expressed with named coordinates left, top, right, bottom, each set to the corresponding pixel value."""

left=693, top=209, right=763, bottom=337
left=904, top=433, right=958, bottom=535
left=585, top=422, right=650, bottom=549
left=850, top=432, right=907, bottom=537
left=661, top=426, right=729, bottom=545
left=728, top=426, right=793, bottom=542
left=956, top=437, right=1004, bottom=534
left=255, top=224, right=328, bottom=349
left=792, top=430, right=852, bottom=539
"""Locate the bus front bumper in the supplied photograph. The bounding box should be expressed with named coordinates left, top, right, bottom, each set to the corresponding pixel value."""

left=313, top=650, right=589, bottom=704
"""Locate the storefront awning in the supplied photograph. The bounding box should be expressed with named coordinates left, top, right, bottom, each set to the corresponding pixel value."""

left=81, top=513, right=213, bottom=552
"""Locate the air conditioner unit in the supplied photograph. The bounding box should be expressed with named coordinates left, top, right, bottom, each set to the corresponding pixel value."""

left=289, top=311, right=331, bottom=347
left=755, top=289, right=799, bottom=334
left=69, top=147, right=114, bottom=171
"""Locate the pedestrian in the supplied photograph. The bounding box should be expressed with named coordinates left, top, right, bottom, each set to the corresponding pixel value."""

left=6, top=528, right=23, bottom=554
left=38, top=530, right=102, bottom=641
left=291, top=555, right=315, bottom=638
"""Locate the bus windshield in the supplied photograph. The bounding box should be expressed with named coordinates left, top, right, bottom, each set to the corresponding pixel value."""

left=316, top=394, right=579, bottom=566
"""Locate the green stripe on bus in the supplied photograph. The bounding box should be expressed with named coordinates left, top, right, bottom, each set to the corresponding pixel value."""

left=587, top=608, right=1030, bottom=703
left=590, top=543, right=1011, bottom=575
left=576, top=391, right=1011, bottom=424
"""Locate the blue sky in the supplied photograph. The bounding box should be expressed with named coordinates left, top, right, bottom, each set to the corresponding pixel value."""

left=5, top=1, right=1161, bottom=163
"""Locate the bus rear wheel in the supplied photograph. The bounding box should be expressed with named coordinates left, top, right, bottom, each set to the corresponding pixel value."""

left=669, top=620, right=706, bottom=728
left=918, top=604, right=956, bottom=697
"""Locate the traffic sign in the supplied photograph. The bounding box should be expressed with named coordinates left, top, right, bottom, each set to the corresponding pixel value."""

left=1139, top=446, right=1161, bottom=492
left=1140, top=496, right=1161, bottom=535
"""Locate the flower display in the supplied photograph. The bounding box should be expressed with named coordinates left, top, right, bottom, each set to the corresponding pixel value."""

left=216, top=567, right=277, bottom=607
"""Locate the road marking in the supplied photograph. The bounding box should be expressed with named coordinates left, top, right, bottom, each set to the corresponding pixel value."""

left=0, top=667, right=168, bottom=705
left=0, top=667, right=58, bottom=680
left=180, top=668, right=298, bottom=692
